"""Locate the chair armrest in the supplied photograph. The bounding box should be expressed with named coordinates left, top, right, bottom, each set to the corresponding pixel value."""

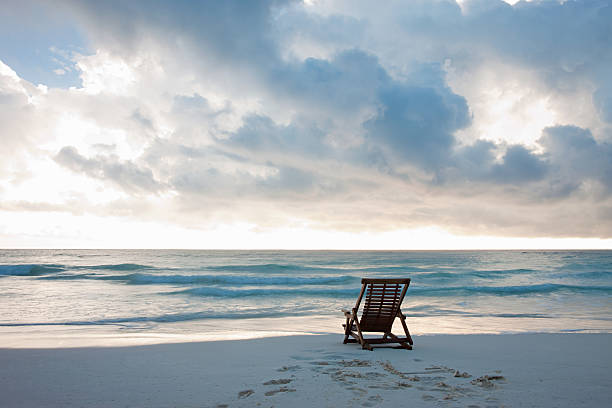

left=341, top=308, right=352, bottom=317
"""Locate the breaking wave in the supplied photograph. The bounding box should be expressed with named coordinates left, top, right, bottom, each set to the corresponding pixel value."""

left=168, top=283, right=612, bottom=298
left=40, top=273, right=358, bottom=286
left=0, top=264, right=65, bottom=276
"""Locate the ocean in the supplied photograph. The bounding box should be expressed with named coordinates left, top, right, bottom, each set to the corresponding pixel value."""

left=1, top=249, right=611, bottom=347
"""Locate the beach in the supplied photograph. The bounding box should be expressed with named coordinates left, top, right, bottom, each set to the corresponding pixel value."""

left=3, top=0, right=611, bottom=406
left=1, top=333, right=611, bottom=407
left=2, top=250, right=611, bottom=406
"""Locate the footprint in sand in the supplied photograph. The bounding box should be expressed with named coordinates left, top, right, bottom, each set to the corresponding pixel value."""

left=263, top=378, right=292, bottom=385
left=277, top=365, right=301, bottom=372
left=454, top=369, right=472, bottom=378
left=264, top=387, right=297, bottom=396
left=363, top=371, right=386, bottom=380
left=238, top=389, right=254, bottom=399
left=395, top=381, right=412, bottom=388
left=339, top=359, right=371, bottom=367
left=471, top=375, right=506, bottom=389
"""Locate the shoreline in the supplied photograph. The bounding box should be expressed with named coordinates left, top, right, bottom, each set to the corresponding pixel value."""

left=3, top=313, right=609, bottom=349
left=0, top=317, right=612, bottom=349
left=2, top=333, right=610, bottom=407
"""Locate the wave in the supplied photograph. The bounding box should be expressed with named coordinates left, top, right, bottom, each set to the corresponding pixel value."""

left=1, top=263, right=157, bottom=277
left=40, top=273, right=358, bottom=286
left=564, top=271, right=612, bottom=280
left=409, top=283, right=612, bottom=296
left=73, top=263, right=155, bottom=271
left=169, top=286, right=359, bottom=298
left=400, top=305, right=552, bottom=318
left=204, top=263, right=428, bottom=274
left=205, top=264, right=540, bottom=277
left=0, top=308, right=314, bottom=327
left=393, top=269, right=534, bottom=280
left=0, top=264, right=64, bottom=276
left=168, top=283, right=612, bottom=298
left=206, top=263, right=349, bottom=274
left=468, top=268, right=536, bottom=277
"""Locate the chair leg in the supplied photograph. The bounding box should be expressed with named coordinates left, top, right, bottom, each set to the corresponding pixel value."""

left=352, top=314, right=372, bottom=351
left=343, top=316, right=353, bottom=344
left=399, top=313, right=413, bottom=345
left=387, top=332, right=412, bottom=350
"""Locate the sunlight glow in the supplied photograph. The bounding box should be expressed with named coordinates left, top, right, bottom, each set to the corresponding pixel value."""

left=76, top=51, right=137, bottom=95
left=477, top=89, right=556, bottom=146
left=1, top=213, right=609, bottom=250
left=448, top=61, right=558, bottom=146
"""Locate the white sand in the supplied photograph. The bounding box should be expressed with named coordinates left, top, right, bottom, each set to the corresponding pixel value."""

left=1, top=333, right=610, bottom=407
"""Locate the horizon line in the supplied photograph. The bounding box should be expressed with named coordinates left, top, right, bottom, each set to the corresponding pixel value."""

left=1, top=248, right=611, bottom=251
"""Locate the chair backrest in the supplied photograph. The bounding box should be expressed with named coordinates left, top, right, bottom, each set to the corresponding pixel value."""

left=355, top=278, right=410, bottom=332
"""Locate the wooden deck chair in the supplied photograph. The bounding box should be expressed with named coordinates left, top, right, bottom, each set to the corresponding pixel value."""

left=342, top=278, right=413, bottom=350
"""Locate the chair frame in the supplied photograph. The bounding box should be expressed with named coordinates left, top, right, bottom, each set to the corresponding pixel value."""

left=342, top=278, right=413, bottom=350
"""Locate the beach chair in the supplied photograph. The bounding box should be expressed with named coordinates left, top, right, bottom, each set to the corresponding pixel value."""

left=342, top=278, right=413, bottom=350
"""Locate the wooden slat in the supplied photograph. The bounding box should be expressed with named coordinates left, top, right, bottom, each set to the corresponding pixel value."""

left=361, top=278, right=411, bottom=284
left=360, top=280, right=408, bottom=333
left=363, top=305, right=397, bottom=309
left=366, top=298, right=400, bottom=301
left=363, top=310, right=395, bottom=314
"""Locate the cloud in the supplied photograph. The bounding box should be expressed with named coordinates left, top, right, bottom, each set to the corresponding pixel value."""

left=593, top=84, right=612, bottom=124
left=1, top=0, right=612, bottom=243
left=55, top=146, right=164, bottom=193
left=538, top=125, right=612, bottom=194
left=490, top=145, right=547, bottom=184
left=365, top=74, right=470, bottom=169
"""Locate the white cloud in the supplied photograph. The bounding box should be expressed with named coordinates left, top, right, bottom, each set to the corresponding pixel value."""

left=1, top=0, right=611, bottom=248
left=75, top=51, right=138, bottom=94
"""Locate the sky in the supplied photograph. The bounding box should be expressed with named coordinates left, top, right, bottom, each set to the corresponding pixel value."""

left=1, top=0, right=611, bottom=249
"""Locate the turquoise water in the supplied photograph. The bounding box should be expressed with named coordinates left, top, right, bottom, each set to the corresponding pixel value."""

left=1, top=250, right=611, bottom=344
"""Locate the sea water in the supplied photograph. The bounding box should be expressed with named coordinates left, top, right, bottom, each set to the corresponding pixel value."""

left=1, top=250, right=611, bottom=347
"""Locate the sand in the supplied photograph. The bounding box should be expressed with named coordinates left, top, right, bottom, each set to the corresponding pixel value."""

left=1, top=333, right=611, bottom=407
